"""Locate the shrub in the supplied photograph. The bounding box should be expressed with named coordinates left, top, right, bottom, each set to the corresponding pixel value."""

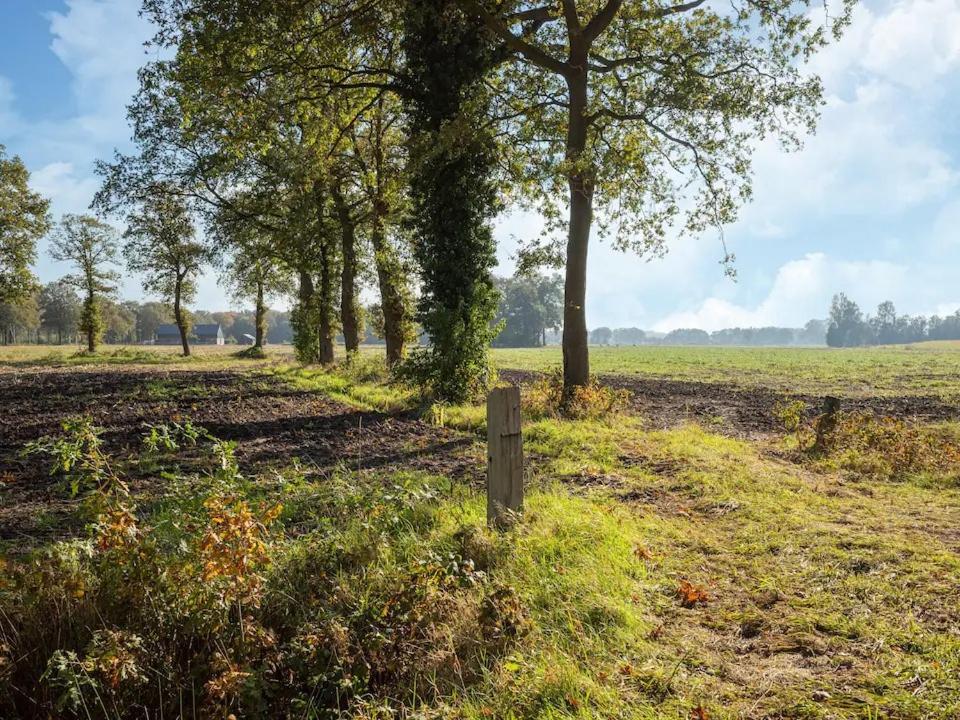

left=1, top=425, right=528, bottom=719
left=794, top=410, right=960, bottom=484
left=523, top=370, right=631, bottom=421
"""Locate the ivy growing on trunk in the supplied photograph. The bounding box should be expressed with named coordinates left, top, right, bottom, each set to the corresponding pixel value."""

left=401, top=0, right=501, bottom=403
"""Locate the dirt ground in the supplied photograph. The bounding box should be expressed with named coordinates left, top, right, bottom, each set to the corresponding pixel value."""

left=501, top=370, right=960, bottom=436
left=0, top=368, right=481, bottom=542
left=4, top=365, right=958, bottom=542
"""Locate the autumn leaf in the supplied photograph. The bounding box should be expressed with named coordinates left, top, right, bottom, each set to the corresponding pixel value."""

left=633, top=545, right=653, bottom=560
left=690, top=706, right=710, bottom=720
left=677, top=580, right=710, bottom=608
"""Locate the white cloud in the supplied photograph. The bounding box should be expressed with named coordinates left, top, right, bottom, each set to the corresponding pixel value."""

left=810, top=0, right=960, bottom=92
left=46, top=0, right=153, bottom=133
left=653, top=253, right=911, bottom=331
left=31, top=162, right=100, bottom=215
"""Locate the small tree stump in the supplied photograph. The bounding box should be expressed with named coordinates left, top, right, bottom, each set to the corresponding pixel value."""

left=814, top=396, right=841, bottom=451
left=487, top=386, right=523, bottom=528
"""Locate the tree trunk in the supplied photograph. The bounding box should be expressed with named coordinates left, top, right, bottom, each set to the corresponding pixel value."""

left=86, top=292, right=96, bottom=353
left=296, top=269, right=319, bottom=363
left=318, top=249, right=336, bottom=365
left=561, top=65, right=593, bottom=394
left=369, top=103, right=408, bottom=366
left=174, top=277, right=191, bottom=357
left=313, top=184, right=337, bottom=366
left=255, top=276, right=266, bottom=349
left=332, top=181, right=360, bottom=354
left=370, top=206, right=407, bottom=366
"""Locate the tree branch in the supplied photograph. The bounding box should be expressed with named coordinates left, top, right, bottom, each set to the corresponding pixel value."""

left=455, top=0, right=571, bottom=76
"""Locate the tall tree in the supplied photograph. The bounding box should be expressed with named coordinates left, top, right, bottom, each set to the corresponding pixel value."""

left=402, top=0, right=502, bottom=402
left=349, top=94, right=415, bottom=366
left=122, top=193, right=208, bottom=356
left=218, top=221, right=290, bottom=352
left=0, top=146, right=51, bottom=304
left=49, top=215, right=120, bottom=353
left=459, top=0, right=853, bottom=397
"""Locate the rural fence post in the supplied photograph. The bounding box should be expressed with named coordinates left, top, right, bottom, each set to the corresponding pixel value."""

left=487, top=386, right=523, bottom=529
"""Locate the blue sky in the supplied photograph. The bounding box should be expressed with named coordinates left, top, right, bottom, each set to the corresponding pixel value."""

left=2, top=0, right=959, bottom=329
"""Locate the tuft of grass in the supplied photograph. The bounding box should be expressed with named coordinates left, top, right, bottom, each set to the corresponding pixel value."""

left=268, top=363, right=415, bottom=413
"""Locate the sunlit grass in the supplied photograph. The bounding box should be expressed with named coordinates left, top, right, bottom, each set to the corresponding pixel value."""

left=491, top=343, right=960, bottom=397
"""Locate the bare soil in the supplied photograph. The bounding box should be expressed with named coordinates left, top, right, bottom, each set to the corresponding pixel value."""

left=0, top=368, right=481, bottom=542
left=501, top=370, right=960, bottom=436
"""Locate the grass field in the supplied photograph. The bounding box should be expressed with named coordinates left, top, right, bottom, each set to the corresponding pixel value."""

left=1, top=344, right=959, bottom=717
left=491, top=342, right=960, bottom=397
left=5, top=341, right=960, bottom=398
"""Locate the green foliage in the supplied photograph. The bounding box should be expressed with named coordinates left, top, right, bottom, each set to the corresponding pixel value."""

left=290, top=290, right=323, bottom=365
left=78, top=296, right=105, bottom=351
left=0, top=145, right=51, bottom=304
left=493, top=274, right=563, bottom=348
left=401, top=0, right=501, bottom=403
left=24, top=417, right=127, bottom=501
left=773, top=399, right=809, bottom=448
left=523, top=370, right=631, bottom=421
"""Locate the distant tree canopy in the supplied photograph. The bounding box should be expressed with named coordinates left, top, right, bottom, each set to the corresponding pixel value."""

left=0, top=292, right=40, bottom=345
left=581, top=321, right=827, bottom=347
left=0, top=146, right=51, bottom=304
left=49, top=214, right=120, bottom=353
left=826, top=293, right=955, bottom=347
left=39, top=281, right=81, bottom=344
left=492, top=274, right=563, bottom=348
left=590, top=327, right=613, bottom=345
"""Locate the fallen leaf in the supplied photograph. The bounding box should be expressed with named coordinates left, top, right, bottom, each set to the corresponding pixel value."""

left=677, top=580, right=710, bottom=608
left=634, top=545, right=653, bottom=560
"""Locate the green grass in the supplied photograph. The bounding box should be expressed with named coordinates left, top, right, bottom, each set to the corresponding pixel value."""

left=4, top=357, right=960, bottom=717
left=491, top=342, right=960, bottom=397
left=8, top=341, right=960, bottom=399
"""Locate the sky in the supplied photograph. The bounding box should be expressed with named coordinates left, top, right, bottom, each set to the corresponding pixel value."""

left=1, top=0, right=959, bottom=330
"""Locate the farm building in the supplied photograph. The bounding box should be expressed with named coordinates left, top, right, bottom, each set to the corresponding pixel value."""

left=155, top=323, right=225, bottom=345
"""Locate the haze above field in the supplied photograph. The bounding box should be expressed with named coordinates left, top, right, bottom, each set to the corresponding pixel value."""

left=1, top=0, right=959, bottom=330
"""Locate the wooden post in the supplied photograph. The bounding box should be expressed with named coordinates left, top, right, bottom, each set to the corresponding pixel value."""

left=814, top=396, right=841, bottom=452
left=487, top=386, right=523, bottom=528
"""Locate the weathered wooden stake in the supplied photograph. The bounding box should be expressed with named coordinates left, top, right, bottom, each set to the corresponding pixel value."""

left=814, top=395, right=841, bottom=452
left=487, top=386, right=523, bottom=528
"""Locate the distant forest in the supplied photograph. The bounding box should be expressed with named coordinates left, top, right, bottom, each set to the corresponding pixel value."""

left=825, top=293, right=960, bottom=347
left=5, top=275, right=955, bottom=351
left=490, top=274, right=829, bottom=348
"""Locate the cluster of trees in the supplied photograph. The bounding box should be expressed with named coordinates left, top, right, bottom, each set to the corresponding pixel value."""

left=2, top=0, right=852, bottom=400
left=0, top=280, right=300, bottom=346
left=826, top=294, right=960, bottom=348
left=492, top=275, right=563, bottom=348
left=587, top=320, right=827, bottom=347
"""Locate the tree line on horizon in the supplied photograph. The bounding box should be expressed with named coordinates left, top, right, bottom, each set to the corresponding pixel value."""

left=1, top=0, right=855, bottom=402
left=826, top=293, right=960, bottom=348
